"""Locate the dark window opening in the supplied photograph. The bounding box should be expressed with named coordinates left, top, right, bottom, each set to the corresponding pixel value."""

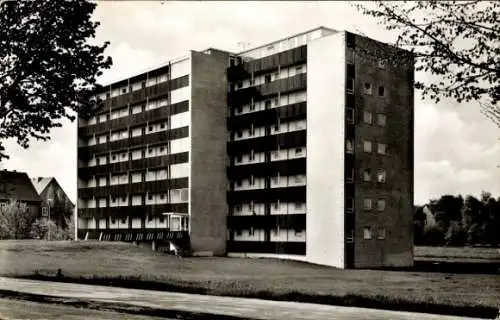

left=129, top=86, right=133, bottom=92
left=347, top=108, right=355, bottom=123
left=346, top=79, right=354, bottom=92
left=295, top=148, right=302, bottom=154
left=148, top=194, right=153, bottom=200
left=121, top=88, right=126, bottom=94
left=347, top=64, right=355, bottom=78
left=237, top=131, right=243, bottom=138
left=141, top=81, right=146, bottom=89
left=378, top=86, right=385, bottom=97
left=265, top=100, right=271, bottom=109
left=265, top=74, right=272, bottom=83
left=237, top=82, right=243, bottom=89
left=160, top=123, right=165, bottom=129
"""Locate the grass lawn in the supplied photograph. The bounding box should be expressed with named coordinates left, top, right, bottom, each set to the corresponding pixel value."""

left=415, top=246, right=500, bottom=262
left=0, top=240, right=499, bottom=317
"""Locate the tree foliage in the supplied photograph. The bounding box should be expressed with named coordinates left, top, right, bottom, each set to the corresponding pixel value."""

left=0, top=199, right=38, bottom=239
left=416, top=192, right=500, bottom=247
left=355, top=1, right=500, bottom=126
left=0, top=0, right=112, bottom=160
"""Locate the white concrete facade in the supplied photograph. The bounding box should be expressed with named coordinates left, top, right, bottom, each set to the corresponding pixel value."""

left=306, top=31, right=346, bottom=268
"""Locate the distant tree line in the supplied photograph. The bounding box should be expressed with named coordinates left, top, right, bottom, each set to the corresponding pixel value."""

left=414, top=191, right=500, bottom=247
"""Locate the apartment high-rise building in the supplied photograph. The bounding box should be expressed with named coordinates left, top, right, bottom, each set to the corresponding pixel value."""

left=77, top=27, right=414, bottom=268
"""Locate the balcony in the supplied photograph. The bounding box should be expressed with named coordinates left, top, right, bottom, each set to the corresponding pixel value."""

left=78, top=203, right=188, bottom=219
left=227, top=45, right=307, bottom=82
left=227, top=73, right=307, bottom=107
left=227, top=130, right=306, bottom=155
left=78, top=152, right=189, bottom=177
left=78, top=126, right=189, bottom=157
left=227, top=158, right=306, bottom=180
left=227, top=186, right=306, bottom=204
left=227, top=102, right=306, bottom=130
left=78, top=177, right=189, bottom=198
left=227, top=240, right=306, bottom=255
left=79, top=100, right=189, bottom=137
left=227, top=214, right=305, bottom=231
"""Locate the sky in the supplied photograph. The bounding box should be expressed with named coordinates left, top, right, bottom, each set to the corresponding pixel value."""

left=1, top=1, right=499, bottom=205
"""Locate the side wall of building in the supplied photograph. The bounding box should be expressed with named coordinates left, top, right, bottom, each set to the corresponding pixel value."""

left=306, top=32, right=346, bottom=268
left=189, top=50, right=230, bottom=255
left=352, top=34, right=414, bottom=268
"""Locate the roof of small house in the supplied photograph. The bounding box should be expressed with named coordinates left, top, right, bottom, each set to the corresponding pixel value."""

left=30, top=177, right=53, bottom=195
left=0, top=170, right=42, bottom=202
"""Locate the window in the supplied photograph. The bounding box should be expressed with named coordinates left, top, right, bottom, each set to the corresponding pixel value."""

left=265, top=100, right=271, bottom=109
left=148, top=215, right=153, bottom=222
left=121, top=153, right=127, bottom=159
left=160, top=194, right=165, bottom=200
left=121, top=196, right=127, bottom=202
left=237, top=82, right=243, bottom=89
left=346, top=139, right=354, bottom=154
left=364, top=198, right=373, bottom=210
left=363, top=111, right=373, bottom=124
left=363, top=82, right=372, bottom=95
left=347, top=64, right=355, bottom=78
left=274, top=201, right=280, bottom=210
left=377, top=114, right=386, bottom=127
left=363, top=169, right=371, bottom=182
left=237, top=131, right=243, bottom=138
left=295, top=148, right=302, bottom=154
left=160, top=147, right=165, bottom=153
left=296, top=65, right=303, bottom=72
left=347, top=108, right=355, bottom=124
left=363, top=140, right=372, bottom=153
left=378, top=86, right=385, bottom=97
left=148, top=194, right=153, bottom=200
left=121, top=218, right=126, bottom=224
left=159, top=216, right=165, bottom=223
left=141, top=81, right=146, bottom=89
left=160, top=123, right=165, bottom=129
left=235, top=205, right=242, bottom=212
left=236, top=230, right=242, bottom=236
left=236, top=180, right=242, bottom=187
left=346, top=79, right=354, bottom=93
left=112, top=155, right=117, bottom=161
left=236, top=155, right=242, bottom=163
left=346, top=168, right=354, bottom=183
left=121, top=88, right=126, bottom=94
left=377, top=199, right=386, bottom=211
left=111, top=218, right=116, bottom=224
left=236, top=106, right=242, bottom=114
left=265, top=74, right=271, bottom=83
left=377, top=170, right=386, bottom=183
left=106, top=92, right=110, bottom=99
left=363, top=227, right=372, bottom=239
left=149, top=126, right=153, bottom=132
left=129, top=86, right=133, bottom=92
left=378, top=143, right=387, bottom=155
left=346, top=198, right=354, bottom=213
left=378, top=227, right=386, bottom=239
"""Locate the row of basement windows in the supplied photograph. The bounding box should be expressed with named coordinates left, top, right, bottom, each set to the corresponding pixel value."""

left=234, top=147, right=306, bottom=165
left=86, top=112, right=189, bottom=146
left=233, top=201, right=306, bottom=215
left=234, top=91, right=306, bottom=115
left=232, top=119, right=306, bottom=141
left=231, top=63, right=307, bottom=92
left=346, top=109, right=387, bottom=127
left=86, top=137, right=189, bottom=167
left=233, top=174, right=306, bottom=190
left=345, top=198, right=386, bottom=212
left=85, top=163, right=189, bottom=187
left=346, top=140, right=387, bottom=155
left=83, top=189, right=189, bottom=208
left=88, top=86, right=190, bottom=126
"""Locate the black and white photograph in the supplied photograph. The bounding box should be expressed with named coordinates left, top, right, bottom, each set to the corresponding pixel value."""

left=0, top=0, right=499, bottom=319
